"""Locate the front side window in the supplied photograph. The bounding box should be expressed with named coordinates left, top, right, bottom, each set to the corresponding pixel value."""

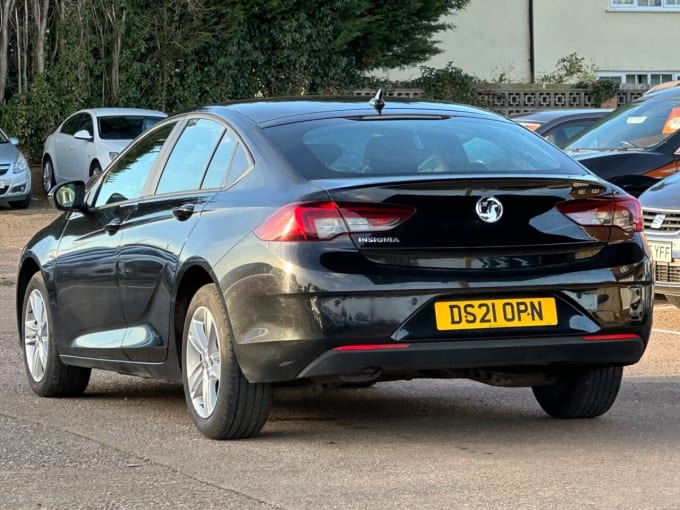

left=94, top=123, right=175, bottom=207
left=61, top=114, right=84, bottom=136
left=565, top=98, right=680, bottom=151
left=77, top=114, right=94, bottom=136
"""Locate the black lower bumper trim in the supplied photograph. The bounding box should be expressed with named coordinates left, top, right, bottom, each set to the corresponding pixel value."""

left=296, top=336, right=645, bottom=379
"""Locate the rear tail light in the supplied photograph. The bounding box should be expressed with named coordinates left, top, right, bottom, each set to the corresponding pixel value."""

left=557, top=196, right=643, bottom=233
left=254, top=201, right=415, bottom=242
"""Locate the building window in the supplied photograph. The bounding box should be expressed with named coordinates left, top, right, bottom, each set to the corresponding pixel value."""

left=610, top=0, right=680, bottom=9
left=598, top=72, right=680, bottom=87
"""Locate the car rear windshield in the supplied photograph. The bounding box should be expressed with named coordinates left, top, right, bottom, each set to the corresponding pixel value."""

left=262, top=116, right=584, bottom=178
left=98, top=116, right=164, bottom=140
left=565, top=98, right=680, bottom=151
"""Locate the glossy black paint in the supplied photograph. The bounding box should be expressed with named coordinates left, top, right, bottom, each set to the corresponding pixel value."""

left=17, top=98, right=654, bottom=387
left=571, top=148, right=678, bottom=196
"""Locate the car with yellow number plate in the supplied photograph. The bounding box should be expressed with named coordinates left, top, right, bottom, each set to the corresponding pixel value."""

left=17, top=95, right=653, bottom=439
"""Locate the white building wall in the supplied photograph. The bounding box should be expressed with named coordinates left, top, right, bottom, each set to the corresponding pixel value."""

left=386, top=0, right=680, bottom=83
left=534, top=0, right=680, bottom=78
left=387, top=0, right=530, bottom=82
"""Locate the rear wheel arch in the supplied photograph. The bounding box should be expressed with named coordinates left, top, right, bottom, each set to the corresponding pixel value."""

left=173, top=264, right=217, bottom=370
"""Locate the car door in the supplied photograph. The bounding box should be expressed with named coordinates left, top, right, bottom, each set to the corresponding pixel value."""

left=116, top=116, right=230, bottom=362
left=61, top=112, right=96, bottom=182
left=53, top=121, right=178, bottom=360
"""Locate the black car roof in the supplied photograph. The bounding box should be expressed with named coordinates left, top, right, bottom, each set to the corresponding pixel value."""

left=201, top=97, right=503, bottom=127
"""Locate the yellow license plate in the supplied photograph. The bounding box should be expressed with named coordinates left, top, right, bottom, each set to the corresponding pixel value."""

left=434, top=297, right=558, bottom=331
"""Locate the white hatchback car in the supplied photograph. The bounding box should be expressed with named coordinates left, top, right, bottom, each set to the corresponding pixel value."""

left=41, top=107, right=166, bottom=194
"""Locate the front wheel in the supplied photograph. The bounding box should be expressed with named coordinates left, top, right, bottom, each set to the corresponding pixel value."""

left=532, top=365, right=623, bottom=419
left=90, top=161, right=102, bottom=178
left=182, top=283, right=271, bottom=439
left=42, top=157, right=55, bottom=195
left=22, top=273, right=91, bottom=397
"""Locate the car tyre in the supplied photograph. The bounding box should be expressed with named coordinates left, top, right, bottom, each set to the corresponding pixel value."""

left=42, top=156, right=55, bottom=195
left=532, top=365, right=622, bottom=419
left=90, top=161, right=102, bottom=178
left=9, top=196, right=31, bottom=209
left=182, top=283, right=271, bottom=439
left=22, top=273, right=91, bottom=397
left=665, top=295, right=680, bottom=309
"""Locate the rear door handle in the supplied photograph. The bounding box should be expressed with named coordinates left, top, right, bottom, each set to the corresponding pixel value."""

left=173, top=203, right=195, bottom=221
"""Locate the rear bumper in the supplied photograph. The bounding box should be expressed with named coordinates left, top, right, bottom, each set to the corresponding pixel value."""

left=237, top=332, right=648, bottom=383
left=297, top=335, right=645, bottom=380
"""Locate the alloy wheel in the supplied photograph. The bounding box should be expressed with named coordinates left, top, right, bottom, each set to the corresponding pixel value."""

left=24, top=289, right=49, bottom=382
left=42, top=160, right=53, bottom=194
left=186, top=305, right=221, bottom=418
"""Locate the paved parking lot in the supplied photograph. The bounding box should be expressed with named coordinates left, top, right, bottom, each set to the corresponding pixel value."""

left=2, top=195, right=680, bottom=509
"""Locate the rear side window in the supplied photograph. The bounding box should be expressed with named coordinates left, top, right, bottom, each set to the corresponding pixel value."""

left=156, top=118, right=224, bottom=195
left=201, top=130, right=237, bottom=189
left=225, top=143, right=251, bottom=187
left=262, top=116, right=582, bottom=179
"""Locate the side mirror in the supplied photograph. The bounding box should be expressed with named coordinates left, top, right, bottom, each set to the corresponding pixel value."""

left=9, top=137, right=19, bottom=146
left=49, top=181, right=87, bottom=212
left=73, top=129, right=93, bottom=141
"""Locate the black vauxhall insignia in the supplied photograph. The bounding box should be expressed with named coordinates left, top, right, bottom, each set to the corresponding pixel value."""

left=17, top=95, right=653, bottom=439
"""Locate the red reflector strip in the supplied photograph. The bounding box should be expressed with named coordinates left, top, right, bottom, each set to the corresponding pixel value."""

left=333, top=344, right=410, bottom=351
left=582, top=334, right=640, bottom=342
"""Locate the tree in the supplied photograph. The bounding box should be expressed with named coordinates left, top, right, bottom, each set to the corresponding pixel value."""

left=0, top=0, right=14, bottom=101
left=0, top=0, right=471, bottom=157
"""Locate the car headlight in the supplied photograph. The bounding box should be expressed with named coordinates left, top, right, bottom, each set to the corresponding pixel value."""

left=13, top=153, right=28, bottom=174
left=109, top=151, right=119, bottom=161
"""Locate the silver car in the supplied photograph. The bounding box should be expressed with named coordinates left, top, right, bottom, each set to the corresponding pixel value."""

left=640, top=172, right=680, bottom=307
left=0, top=128, right=31, bottom=209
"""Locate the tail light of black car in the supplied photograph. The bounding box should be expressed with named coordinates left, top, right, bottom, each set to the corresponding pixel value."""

left=557, top=196, right=643, bottom=234
left=254, top=202, right=416, bottom=242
